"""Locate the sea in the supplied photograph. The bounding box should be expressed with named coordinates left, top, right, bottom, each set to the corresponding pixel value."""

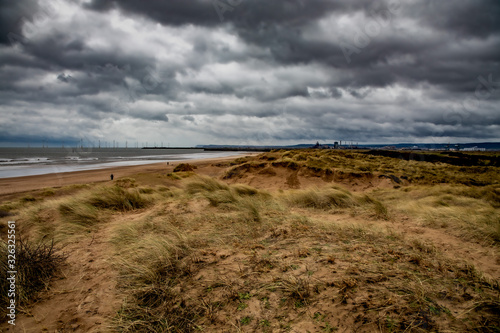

left=0, top=147, right=245, bottom=179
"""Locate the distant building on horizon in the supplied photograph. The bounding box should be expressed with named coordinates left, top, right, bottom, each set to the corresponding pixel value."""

left=312, top=141, right=330, bottom=149
left=462, top=146, right=486, bottom=152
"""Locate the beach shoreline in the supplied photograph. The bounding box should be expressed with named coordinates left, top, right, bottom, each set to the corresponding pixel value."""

left=0, top=153, right=257, bottom=199
left=0, top=149, right=248, bottom=179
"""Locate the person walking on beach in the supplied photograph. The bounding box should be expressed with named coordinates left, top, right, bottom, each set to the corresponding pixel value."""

left=110, top=174, right=114, bottom=181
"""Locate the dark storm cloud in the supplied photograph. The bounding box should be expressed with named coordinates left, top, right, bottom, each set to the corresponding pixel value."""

left=85, top=0, right=217, bottom=26
left=19, top=32, right=156, bottom=78
left=416, top=0, right=500, bottom=39
left=0, top=0, right=499, bottom=145
left=0, top=0, right=40, bottom=44
left=85, top=0, right=358, bottom=27
left=85, top=0, right=500, bottom=94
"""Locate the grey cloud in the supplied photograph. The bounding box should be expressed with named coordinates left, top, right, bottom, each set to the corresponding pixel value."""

left=0, top=0, right=499, bottom=146
left=182, top=115, right=195, bottom=122
left=415, top=0, right=500, bottom=39
left=57, top=73, right=72, bottom=83
left=84, top=0, right=358, bottom=27
left=0, top=0, right=40, bottom=44
left=330, top=88, right=342, bottom=99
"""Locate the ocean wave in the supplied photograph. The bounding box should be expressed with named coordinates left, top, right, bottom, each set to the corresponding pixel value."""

left=65, top=157, right=99, bottom=161
left=0, top=157, right=51, bottom=165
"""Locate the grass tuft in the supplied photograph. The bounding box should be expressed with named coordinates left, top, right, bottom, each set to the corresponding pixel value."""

left=0, top=239, right=65, bottom=320
left=88, top=186, right=149, bottom=211
left=285, top=187, right=356, bottom=209
left=231, top=184, right=259, bottom=196
left=115, top=178, right=137, bottom=188
left=112, top=219, right=200, bottom=332
left=185, top=176, right=229, bottom=194
left=173, top=163, right=197, bottom=172
left=59, top=201, right=99, bottom=226
left=276, top=275, right=311, bottom=304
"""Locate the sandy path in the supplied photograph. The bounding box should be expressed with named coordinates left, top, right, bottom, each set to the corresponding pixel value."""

left=0, top=212, right=142, bottom=333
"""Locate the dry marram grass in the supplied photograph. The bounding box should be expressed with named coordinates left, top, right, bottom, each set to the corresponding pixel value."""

left=0, top=149, right=498, bottom=332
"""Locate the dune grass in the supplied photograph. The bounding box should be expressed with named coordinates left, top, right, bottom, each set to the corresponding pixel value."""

left=0, top=239, right=66, bottom=320
left=58, top=200, right=100, bottom=226
left=7, top=180, right=161, bottom=244
left=112, top=216, right=197, bottom=332
left=87, top=186, right=151, bottom=211
left=109, top=175, right=499, bottom=332
left=284, top=187, right=356, bottom=209
left=254, top=149, right=499, bottom=187
left=17, top=202, right=85, bottom=243
left=0, top=179, right=169, bottom=322
left=186, top=176, right=230, bottom=194
left=282, top=186, right=390, bottom=220
left=374, top=184, right=500, bottom=245
left=2, top=151, right=499, bottom=331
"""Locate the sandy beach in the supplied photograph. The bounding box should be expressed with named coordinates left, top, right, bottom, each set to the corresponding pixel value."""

left=0, top=154, right=255, bottom=199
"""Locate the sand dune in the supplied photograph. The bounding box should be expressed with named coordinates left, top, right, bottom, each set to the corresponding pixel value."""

left=1, top=150, right=498, bottom=332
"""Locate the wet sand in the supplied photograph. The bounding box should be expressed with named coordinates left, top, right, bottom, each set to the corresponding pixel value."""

left=0, top=154, right=256, bottom=199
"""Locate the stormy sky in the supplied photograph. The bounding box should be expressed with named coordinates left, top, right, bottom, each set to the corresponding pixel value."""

left=0, top=0, right=499, bottom=147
